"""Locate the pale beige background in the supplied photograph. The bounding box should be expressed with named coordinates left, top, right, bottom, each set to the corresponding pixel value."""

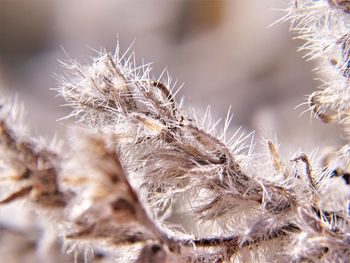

left=0, top=0, right=340, bottom=151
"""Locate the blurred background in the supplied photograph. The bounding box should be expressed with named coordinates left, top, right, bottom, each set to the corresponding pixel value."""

left=0, top=0, right=341, bottom=150
left=0, top=0, right=342, bottom=262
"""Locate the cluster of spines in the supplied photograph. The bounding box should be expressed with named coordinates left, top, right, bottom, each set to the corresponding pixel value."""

left=1, top=4, right=350, bottom=260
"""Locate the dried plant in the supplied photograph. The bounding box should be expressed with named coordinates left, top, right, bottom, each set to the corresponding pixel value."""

left=1, top=1, right=350, bottom=262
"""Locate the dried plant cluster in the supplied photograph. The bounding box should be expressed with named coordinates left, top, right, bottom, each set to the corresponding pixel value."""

left=1, top=1, right=350, bottom=262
